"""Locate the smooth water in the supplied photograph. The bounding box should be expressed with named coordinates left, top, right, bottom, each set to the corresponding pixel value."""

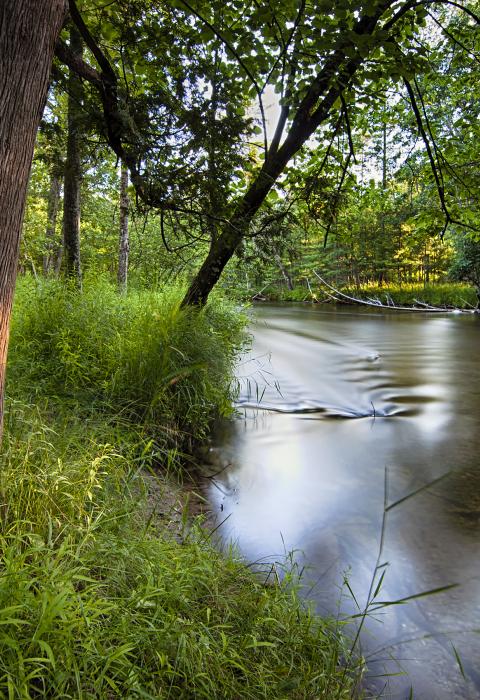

left=206, top=304, right=480, bottom=699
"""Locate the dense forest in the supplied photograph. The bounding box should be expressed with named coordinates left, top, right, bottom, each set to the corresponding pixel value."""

left=0, top=0, right=479, bottom=697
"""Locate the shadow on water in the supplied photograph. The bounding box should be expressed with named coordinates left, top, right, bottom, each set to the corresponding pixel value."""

left=205, top=304, right=480, bottom=699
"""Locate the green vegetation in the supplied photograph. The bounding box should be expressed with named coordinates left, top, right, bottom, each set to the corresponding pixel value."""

left=259, top=281, right=478, bottom=309
left=3, top=1, right=480, bottom=696
left=9, top=276, right=244, bottom=450
left=0, top=278, right=356, bottom=699
left=340, top=283, right=478, bottom=309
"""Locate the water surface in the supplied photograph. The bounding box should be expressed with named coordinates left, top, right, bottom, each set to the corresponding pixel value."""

left=206, top=304, right=480, bottom=699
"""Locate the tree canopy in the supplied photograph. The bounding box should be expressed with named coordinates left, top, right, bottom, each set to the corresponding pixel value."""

left=45, top=0, right=478, bottom=303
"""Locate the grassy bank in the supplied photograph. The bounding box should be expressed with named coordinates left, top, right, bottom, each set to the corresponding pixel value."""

left=256, top=281, right=477, bottom=308
left=0, top=277, right=356, bottom=699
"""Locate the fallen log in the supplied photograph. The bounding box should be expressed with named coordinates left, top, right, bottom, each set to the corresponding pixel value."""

left=312, top=272, right=473, bottom=313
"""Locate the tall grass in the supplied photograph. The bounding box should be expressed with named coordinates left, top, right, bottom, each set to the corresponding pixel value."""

left=9, top=277, right=245, bottom=457
left=341, top=282, right=477, bottom=308
left=0, top=277, right=355, bottom=699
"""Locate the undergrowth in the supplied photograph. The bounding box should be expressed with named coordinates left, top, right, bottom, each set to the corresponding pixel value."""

left=259, top=281, right=477, bottom=307
left=9, top=276, right=246, bottom=465
left=0, top=277, right=356, bottom=699
left=340, top=282, right=477, bottom=308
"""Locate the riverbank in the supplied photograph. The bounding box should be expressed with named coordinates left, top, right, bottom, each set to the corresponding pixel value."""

left=257, top=281, right=477, bottom=308
left=0, top=277, right=357, bottom=698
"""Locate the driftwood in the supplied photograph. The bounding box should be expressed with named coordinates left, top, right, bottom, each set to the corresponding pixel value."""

left=313, top=271, right=472, bottom=313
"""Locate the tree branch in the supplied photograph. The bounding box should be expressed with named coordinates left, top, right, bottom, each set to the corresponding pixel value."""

left=404, top=77, right=479, bottom=236
left=175, top=0, right=269, bottom=157
left=404, top=77, right=450, bottom=234
left=55, top=39, right=102, bottom=86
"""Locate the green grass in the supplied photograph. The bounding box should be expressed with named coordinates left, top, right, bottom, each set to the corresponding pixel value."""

left=8, top=276, right=246, bottom=467
left=0, top=277, right=356, bottom=699
left=255, top=280, right=477, bottom=308
left=340, top=282, right=477, bottom=308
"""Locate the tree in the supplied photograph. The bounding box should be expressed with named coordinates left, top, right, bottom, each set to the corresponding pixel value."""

left=33, top=92, right=66, bottom=276
left=43, top=169, right=63, bottom=275
left=55, top=0, right=479, bottom=306
left=117, top=161, right=130, bottom=292
left=0, top=0, right=67, bottom=435
left=63, top=24, right=84, bottom=282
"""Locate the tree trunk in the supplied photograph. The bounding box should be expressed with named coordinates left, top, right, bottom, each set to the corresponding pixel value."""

left=274, top=253, right=294, bottom=291
left=63, top=25, right=83, bottom=283
left=182, top=166, right=283, bottom=306
left=43, top=171, right=62, bottom=275
left=0, top=0, right=66, bottom=435
left=117, top=161, right=129, bottom=293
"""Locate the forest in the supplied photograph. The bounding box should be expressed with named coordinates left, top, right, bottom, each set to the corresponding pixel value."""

left=0, top=0, right=479, bottom=697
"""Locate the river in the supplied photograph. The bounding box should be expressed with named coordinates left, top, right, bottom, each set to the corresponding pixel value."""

left=205, top=303, right=480, bottom=699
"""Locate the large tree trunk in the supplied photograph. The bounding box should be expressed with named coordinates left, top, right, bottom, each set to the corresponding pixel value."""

left=43, top=170, right=62, bottom=275
left=63, top=24, right=83, bottom=283
left=0, top=0, right=66, bottom=436
left=117, top=161, right=129, bottom=293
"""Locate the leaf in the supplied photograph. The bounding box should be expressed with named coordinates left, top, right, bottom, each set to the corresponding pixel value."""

left=451, top=643, right=466, bottom=680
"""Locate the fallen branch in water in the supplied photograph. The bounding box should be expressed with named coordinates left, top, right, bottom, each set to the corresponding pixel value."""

left=312, top=272, right=473, bottom=313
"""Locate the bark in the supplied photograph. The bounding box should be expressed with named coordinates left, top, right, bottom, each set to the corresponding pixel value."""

left=63, top=24, right=83, bottom=283
left=0, top=0, right=66, bottom=435
left=43, top=171, right=62, bottom=275
left=117, top=161, right=129, bottom=293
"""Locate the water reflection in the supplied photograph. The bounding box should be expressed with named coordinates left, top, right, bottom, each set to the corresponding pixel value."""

left=207, top=304, right=480, bottom=699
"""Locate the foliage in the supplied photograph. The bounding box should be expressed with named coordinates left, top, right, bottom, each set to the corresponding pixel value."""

left=449, top=234, right=480, bottom=289
left=0, top=282, right=356, bottom=700
left=17, top=0, right=479, bottom=303
left=41, top=0, right=479, bottom=305
left=9, top=276, right=246, bottom=451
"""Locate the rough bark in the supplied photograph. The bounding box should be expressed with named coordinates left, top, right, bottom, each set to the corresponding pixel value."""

left=63, top=24, right=83, bottom=283
left=0, top=0, right=67, bottom=435
left=43, top=171, right=62, bottom=275
left=117, top=161, right=129, bottom=293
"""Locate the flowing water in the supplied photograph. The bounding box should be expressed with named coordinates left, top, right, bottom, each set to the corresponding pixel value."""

left=205, top=303, right=480, bottom=699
